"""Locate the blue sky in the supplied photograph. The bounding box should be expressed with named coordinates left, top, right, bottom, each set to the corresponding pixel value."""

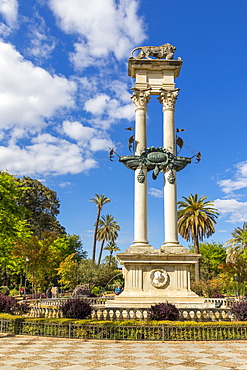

left=1, top=0, right=247, bottom=259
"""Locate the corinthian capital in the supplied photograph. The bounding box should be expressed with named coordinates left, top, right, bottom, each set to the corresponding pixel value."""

left=131, top=88, right=151, bottom=109
left=158, top=88, right=180, bottom=110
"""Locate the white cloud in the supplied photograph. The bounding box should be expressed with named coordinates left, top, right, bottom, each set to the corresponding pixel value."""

left=62, top=120, right=113, bottom=152
left=149, top=188, right=163, bottom=198
left=0, top=0, right=18, bottom=29
left=84, top=94, right=111, bottom=116
left=214, top=198, right=247, bottom=223
left=0, top=135, right=97, bottom=176
left=0, top=41, right=76, bottom=136
left=62, top=121, right=96, bottom=142
left=84, top=93, right=134, bottom=129
left=217, top=161, right=247, bottom=194
left=59, top=182, right=72, bottom=188
left=25, top=14, right=56, bottom=61
left=90, top=137, right=113, bottom=152
left=48, top=0, right=146, bottom=69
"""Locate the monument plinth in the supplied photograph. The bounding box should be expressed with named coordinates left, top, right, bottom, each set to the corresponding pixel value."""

left=107, top=43, right=202, bottom=308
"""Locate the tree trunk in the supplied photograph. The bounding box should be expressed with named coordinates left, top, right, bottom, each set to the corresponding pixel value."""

left=97, top=240, right=105, bottom=265
left=194, top=235, right=200, bottom=283
left=108, top=252, right=113, bottom=267
left=92, top=208, right=101, bottom=261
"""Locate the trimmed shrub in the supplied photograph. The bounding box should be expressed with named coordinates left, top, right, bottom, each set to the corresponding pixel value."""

left=0, top=286, right=10, bottom=296
left=211, top=293, right=225, bottom=298
left=61, top=299, right=92, bottom=319
left=0, top=293, right=17, bottom=313
left=148, top=302, right=179, bottom=321
left=230, top=300, right=247, bottom=321
left=72, top=285, right=90, bottom=297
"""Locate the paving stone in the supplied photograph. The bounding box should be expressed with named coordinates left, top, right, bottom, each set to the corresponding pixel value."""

left=25, top=365, right=54, bottom=370
left=166, top=366, right=197, bottom=370
left=200, top=366, right=231, bottom=370
left=195, top=357, right=221, bottom=364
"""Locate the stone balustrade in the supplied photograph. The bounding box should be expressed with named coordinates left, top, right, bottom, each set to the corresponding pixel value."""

left=27, top=296, right=113, bottom=308
left=28, top=305, right=232, bottom=322
left=204, top=298, right=235, bottom=307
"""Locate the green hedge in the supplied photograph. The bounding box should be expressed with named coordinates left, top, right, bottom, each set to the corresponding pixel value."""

left=1, top=314, right=247, bottom=341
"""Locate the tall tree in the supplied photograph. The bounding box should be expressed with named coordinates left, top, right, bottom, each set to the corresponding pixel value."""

left=0, top=172, right=31, bottom=285
left=90, top=194, right=111, bottom=261
left=104, top=241, right=120, bottom=267
left=57, top=257, right=120, bottom=290
left=225, top=222, right=247, bottom=260
left=13, top=231, right=58, bottom=293
left=18, top=177, right=65, bottom=236
left=189, top=242, right=226, bottom=281
left=96, top=214, right=120, bottom=265
left=177, top=194, right=219, bottom=282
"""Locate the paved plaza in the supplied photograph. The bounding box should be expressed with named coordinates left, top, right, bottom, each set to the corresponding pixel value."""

left=0, top=335, right=247, bottom=369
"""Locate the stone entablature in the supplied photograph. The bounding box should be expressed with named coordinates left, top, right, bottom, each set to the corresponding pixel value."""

left=128, top=59, right=183, bottom=94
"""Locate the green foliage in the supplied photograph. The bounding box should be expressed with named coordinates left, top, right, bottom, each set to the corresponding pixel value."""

left=18, top=177, right=65, bottom=236
left=218, top=253, right=247, bottom=296
left=191, top=278, right=225, bottom=297
left=97, top=215, right=120, bottom=264
left=14, top=232, right=60, bottom=292
left=0, top=286, right=10, bottom=295
left=90, top=194, right=111, bottom=261
left=189, top=242, right=226, bottom=281
left=57, top=257, right=120, bottom=290
left=0, top=172, right=31, bottom=285
left=104, top=241, right=120, bottom=267
left=178, top=194, right=219, bottom=282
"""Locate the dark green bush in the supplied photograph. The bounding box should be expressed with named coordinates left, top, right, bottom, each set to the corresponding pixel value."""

left=230, top=300, right=247, bottom=321
left=61, top=299, right=92, bottom=319
left=147, top=302, right=179, bottom=321
left=0, top=286, right=10, bottom=295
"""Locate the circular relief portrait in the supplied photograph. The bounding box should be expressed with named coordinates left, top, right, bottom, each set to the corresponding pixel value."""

left=150, top=269, right=169, bottom=288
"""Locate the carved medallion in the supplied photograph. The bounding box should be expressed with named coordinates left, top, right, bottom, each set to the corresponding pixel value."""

left=150, top=269, right=169, bottom=288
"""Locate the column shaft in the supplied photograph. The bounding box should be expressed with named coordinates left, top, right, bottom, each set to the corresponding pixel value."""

left=131, top=89, right=150, bottom=248
left=159, top=89, right=180, bottom=248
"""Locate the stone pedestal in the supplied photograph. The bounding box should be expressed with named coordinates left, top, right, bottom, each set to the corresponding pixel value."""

left=106, top=247, right=203, bottom=308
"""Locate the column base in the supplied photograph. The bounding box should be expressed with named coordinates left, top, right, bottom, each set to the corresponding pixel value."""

left=127, top=241, right=154, bottom=253
left=160, top=241, right=185, bottom=253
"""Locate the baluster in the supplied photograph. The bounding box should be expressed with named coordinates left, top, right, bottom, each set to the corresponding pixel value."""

left=126, top=309, right=130, bottom=319
left=103, top=308, right=109, bottom=320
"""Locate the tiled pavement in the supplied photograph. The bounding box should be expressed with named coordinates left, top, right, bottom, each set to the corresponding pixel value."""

left=0, top=335, right=247, bottom=370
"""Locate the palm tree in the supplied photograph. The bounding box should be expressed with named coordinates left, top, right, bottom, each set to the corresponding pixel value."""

left=104, top=241, right=120, bottom=266
left=225, top=222, right=247, bottom=261
left=96, top=214, right=120, bottom=265
left=177, top=194, right=219, bottom=282
left=90, top=194, right=111, bottom=261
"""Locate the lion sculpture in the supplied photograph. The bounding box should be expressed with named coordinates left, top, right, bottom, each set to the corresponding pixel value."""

left=131, top=43, right=176, bottom=60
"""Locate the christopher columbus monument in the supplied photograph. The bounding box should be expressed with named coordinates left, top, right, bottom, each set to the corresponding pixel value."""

left=108, top=43, right=203, bottom=308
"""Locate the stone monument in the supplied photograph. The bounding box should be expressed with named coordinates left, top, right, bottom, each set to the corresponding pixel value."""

left=107, top=43, right=203, bottom=308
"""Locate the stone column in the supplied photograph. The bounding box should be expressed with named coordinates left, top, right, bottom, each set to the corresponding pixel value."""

left=130, top=88, right=151, bottom=248
left=159, top=89, right=181, bottom=249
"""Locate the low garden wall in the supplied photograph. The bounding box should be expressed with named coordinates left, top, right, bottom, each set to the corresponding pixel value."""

left=1, top=316, right=247, bottom=341
left=27, top=305, right=232, bottom=322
